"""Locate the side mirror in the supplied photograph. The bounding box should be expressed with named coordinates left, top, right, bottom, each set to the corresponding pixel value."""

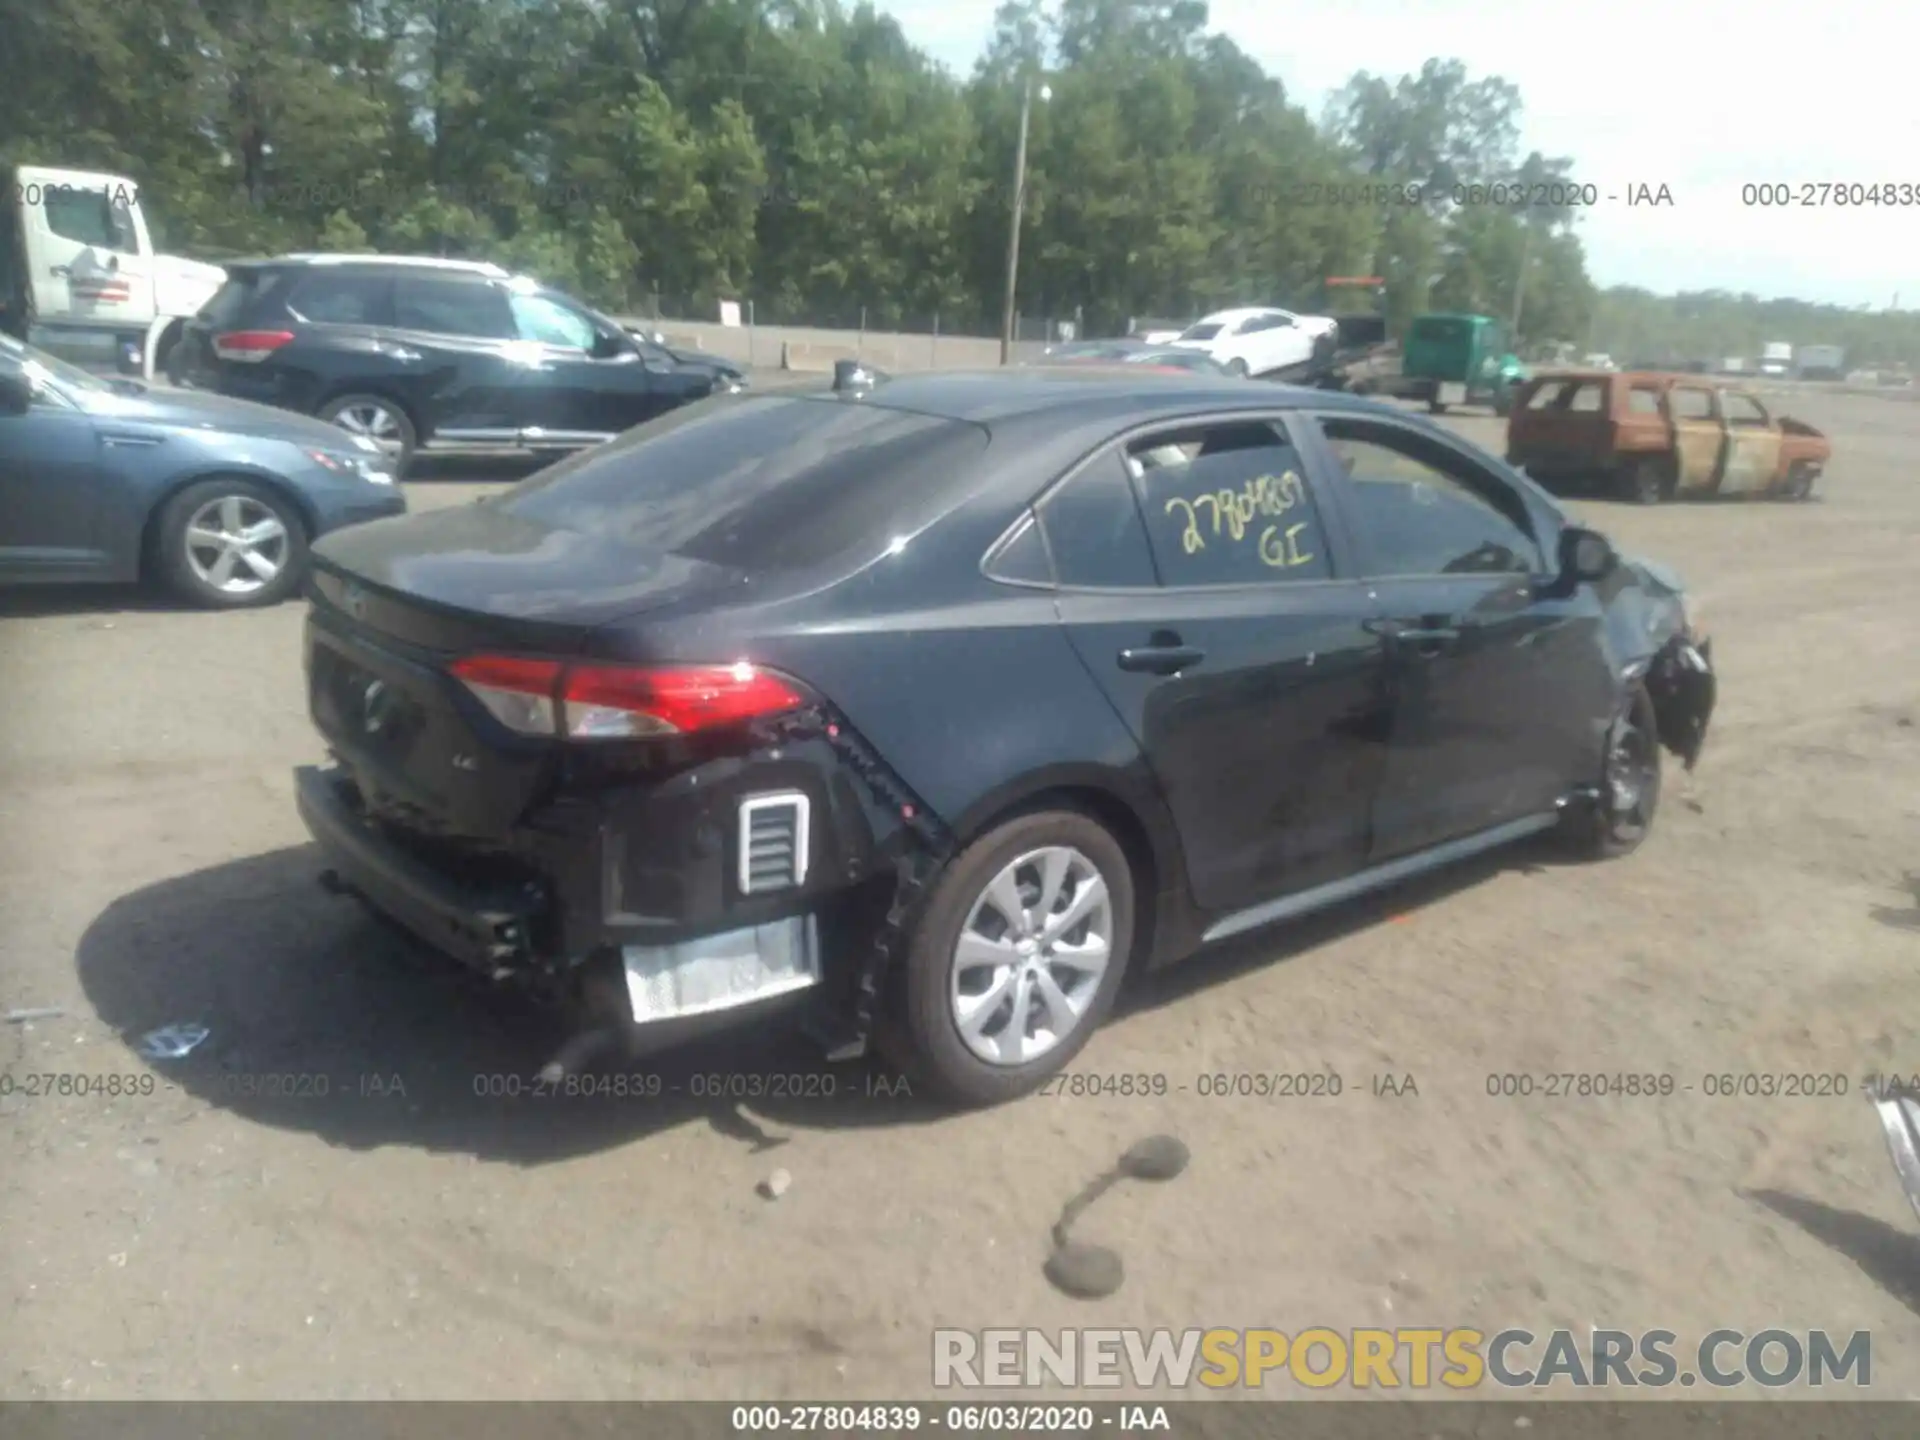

left=1559, top=525, right=1617, bottom=583
left=591, top=330, right=629, bottom=360
left=0, top=371, right=31, bottom=416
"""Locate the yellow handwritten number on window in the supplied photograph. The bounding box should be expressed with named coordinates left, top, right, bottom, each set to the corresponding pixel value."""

left=1159, top=470, right=1313, bottom=565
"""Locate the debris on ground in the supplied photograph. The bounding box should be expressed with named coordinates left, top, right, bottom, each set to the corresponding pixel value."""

left=1042, top=1134, right=1190, bottom=1299
left=5, top=1007, right=64, bottom=1024
left=758, top=1168, right=792, bottom=1200
left=135, top=1024, right=210, bottom=1061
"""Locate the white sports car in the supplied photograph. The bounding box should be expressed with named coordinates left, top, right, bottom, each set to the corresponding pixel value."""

left=1169, top=306, right=1338, bottom=377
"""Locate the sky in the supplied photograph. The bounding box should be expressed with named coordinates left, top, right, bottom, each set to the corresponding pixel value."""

left=877, top=0, right=1919, bottom=309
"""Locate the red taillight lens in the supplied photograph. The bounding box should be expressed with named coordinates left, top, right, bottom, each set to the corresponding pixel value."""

left=449, top=656, right=807, bottom=740
left=213, top=329, right=295, bottom=363
left=563, top=662, right=808, bottom=739
left=450, top=654, right=563, bottom=735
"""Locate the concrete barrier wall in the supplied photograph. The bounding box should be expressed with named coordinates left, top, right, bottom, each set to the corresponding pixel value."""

left=618, top=317, right=1052, bottom=372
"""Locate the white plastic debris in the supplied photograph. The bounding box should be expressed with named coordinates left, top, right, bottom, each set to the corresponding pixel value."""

left=5, top=1007, right=64, bottom=1023
left=135, top=1024, right=210, bottom=1060
left=759, top=1168, right=792, bottom=1200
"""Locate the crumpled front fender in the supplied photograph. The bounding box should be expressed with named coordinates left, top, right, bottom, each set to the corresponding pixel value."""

left=1641, top=634, right=1716, bottom=770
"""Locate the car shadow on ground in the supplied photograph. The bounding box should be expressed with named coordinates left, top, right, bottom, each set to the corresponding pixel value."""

left=403, top=453, right=545, bottom=483
left=74, top=845, right=951, bottom=1164
left=1746, top=1190, right=1920, bottom=1319
left=0, top=583, right=178, bottom=619
left=76, top=834, right=1565, bottom=1164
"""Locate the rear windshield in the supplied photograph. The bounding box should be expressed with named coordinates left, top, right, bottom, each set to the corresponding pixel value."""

left=1410, top=316, right=1472, bottom=343
left=1177, top=323, right=1223, bottom=341
left=497, top=394, right=991, bottom=573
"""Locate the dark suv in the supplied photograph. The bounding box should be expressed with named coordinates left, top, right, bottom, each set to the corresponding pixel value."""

left=170, top=255, right=746, bottom=470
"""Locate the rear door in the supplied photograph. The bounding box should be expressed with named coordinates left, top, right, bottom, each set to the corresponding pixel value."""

left=1505, top=375, right=1610, bottom=479
left=1043, top=415, right=1390, bottom=914
left=1716, top=389, right=1783, bottom=496
left=388, top=275, right=525, bottom=443
left=1665, top=382, right=1725, bottom=494
left=1305, top=411, right=1614, bottom=860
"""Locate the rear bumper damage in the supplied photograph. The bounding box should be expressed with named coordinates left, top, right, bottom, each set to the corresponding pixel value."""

left=1644, top=634, right=1716, bottom=769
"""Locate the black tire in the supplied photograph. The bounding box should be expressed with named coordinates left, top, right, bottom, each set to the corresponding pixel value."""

left=1227, top=357, right=1250, bottom=377
left=1778, top=461, right=1817, bottom=502
left=879, top=808, right=1137, bottom=1107
left=1562, top=684, right=1663, bottom=859
left=1620, top=456, right=1671, bottom=505
left=1492, top=383, right=1515, bottom=417
left=1427, top=394, right=1448, bottom=415
left=153, top=477, right=309, bottom=609
left=317, top=392, right=418, bottom=473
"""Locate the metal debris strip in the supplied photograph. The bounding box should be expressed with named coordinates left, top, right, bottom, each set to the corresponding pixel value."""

left=135, top=1023, right=211, bottom=1060
left=1871, top=1084, right=1920, bottom=1226
left=4, top=1006, right=65, bottom=1023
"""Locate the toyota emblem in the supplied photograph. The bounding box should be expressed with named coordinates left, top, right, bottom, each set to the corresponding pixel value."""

left=362, top=679, right=392, bottom=734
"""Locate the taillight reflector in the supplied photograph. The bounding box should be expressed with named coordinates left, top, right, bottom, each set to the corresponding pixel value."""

left=448, top=657, right=807, bottom=740
left=213, top=329, right=295, bottom=362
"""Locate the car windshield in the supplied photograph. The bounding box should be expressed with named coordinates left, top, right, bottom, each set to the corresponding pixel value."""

left=0, top=337, right=111, bottom=395
left=496, top=393, right=990, bottom=573
left=1176, top=322, right=1223, bottom=341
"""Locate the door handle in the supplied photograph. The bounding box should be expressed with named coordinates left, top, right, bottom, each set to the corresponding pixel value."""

left=1117, top=643, right=1206, bottom=675
left=1365, top=617, right=1460, bottom=648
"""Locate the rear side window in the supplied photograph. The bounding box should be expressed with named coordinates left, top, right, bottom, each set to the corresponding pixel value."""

left=199, top=271, right=274, bottom=327
left=286, top=272, right=392, bottom=325
left=1038, top=451, right=1158, bottom=589
left=1670, top=387, right=1713, bottom=420
left=1723, top=392, right=1769, bottom=426
left=1627, top=387, right=1662, bottom=415
left=1125, top=420, right=1332, bottom=585
left=1567, top=383, right=1604, bottom=412
left=499, top=395, right=989, bottom=574
left=393, top=277, right=515, bottom=339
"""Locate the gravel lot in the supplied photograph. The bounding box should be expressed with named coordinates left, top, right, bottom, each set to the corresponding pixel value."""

left=2, top=396, right=1917, bottom=1402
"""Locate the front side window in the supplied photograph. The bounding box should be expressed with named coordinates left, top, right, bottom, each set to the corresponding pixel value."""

left=43, top=188, right=139, bottom=251
left=510, top=292, right=598, bottom=349
left=1722, top=391, right=1770, bottom=427
left=1670, top=387, right=1714, bottom=421
left=1124, top=420, right=1332, bottom=586
left=1316, top=416, right=1539, bottom=578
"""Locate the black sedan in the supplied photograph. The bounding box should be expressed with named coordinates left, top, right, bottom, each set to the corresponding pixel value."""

left=170, top=256, right=745, bottom=472
left=0, top=334, right=405, bottom=607
left=294, top=367, right=1716, bottom=1105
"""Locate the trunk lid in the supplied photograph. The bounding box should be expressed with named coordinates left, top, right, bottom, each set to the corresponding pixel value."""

left=305, top=501, right=752, bottom=838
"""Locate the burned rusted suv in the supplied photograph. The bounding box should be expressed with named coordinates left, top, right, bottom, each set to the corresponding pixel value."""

left=1506, top=371, right=1832, bottom=504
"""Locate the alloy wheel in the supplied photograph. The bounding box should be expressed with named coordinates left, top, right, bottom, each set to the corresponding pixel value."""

left=949, top=846, right=1113, bottom=1067
left=329, top=400, right=407, bottom=455
left=183, top=495, right=290, bottom=595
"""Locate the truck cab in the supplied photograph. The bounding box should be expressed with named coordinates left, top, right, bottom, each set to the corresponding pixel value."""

left=2, top=165, right=226, bottom=379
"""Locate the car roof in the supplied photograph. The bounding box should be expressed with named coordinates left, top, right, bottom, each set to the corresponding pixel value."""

left=1193, top=307, right=1285, bottom=324
left=826, top=367, right=1381, bottom=425
left=226, top=254, right=511, bottom=278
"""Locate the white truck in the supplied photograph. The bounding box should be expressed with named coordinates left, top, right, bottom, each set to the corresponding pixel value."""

left=2, top=164, right=226, bottom=379
left=1758, top=341, right=1793, bottom=377
left=1795, top=344, right=1846, bottom=381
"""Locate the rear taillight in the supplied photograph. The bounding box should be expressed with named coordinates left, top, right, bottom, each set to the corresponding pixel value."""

left=213, top=329, right=295, bottom=363
left=449, top=657, right=808, bottom=740
left=449, top=655, right=563, bottom=735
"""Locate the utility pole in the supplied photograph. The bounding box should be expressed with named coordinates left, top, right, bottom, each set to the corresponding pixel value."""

left=1510, top=212, right=1535, bottom=335
left=999, top=77, right=1047, bottom=364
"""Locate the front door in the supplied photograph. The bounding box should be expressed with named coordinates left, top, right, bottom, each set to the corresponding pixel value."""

left=0, top=369, right=107, bottom=576
left=18, top=173, right=148, bottom=332
left=388, top=275, right=527, bottom=444
left=1304, top=412, right=1614, bottom=860
left=1041, top=417, right=1389, bottom=914
left=1667, top=383, right=1725, bottom=494
left=503, top=289, right=668, bottom=441
left=1715, top=390, right=1784, bottom=497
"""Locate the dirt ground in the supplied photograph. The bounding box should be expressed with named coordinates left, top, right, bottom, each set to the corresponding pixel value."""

left=2, top=397, right=1918, bottom=1403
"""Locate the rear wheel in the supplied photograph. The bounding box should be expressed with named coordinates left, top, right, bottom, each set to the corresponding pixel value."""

left=1778, top=461, right=1817, bottom=501
left=880, top=809, right=1136, bottom=1107
left=1621, top=456, right=1672, bottom=505
left=1563, top=684, right=1663, bottom=859
left=319, top=393, right=417, bottom=471
left=154, top=478, right=309, bottom=608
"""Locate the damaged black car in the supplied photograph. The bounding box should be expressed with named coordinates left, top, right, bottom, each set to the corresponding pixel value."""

left=294, top=365, right=1716, bottom=1106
